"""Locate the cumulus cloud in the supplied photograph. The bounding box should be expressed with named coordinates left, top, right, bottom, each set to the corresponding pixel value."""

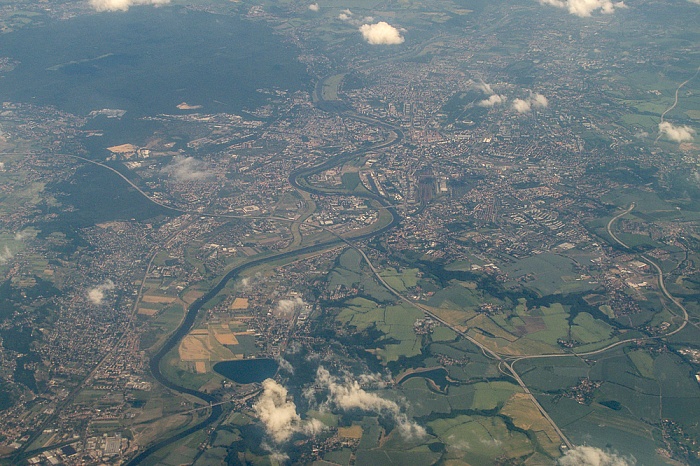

left=476, top=81, right=495, bottom=95
left=253, top=379, right=325, bottom=443
left=309, top=3, right=319, bottom=11
left=531, top=93, right=549, bottom=108
left=513, top=98, right=533, bottom=113
left=359, top=22, right=405, bottom=45
left=538, top=0, right=626, bottom=17
left=474, top=81, right=507, bottom=108
left=558, top=445, right=636, bottom=466
left=240, top=272, right=262, bottom=291
left=0, top=245, right=13, bottom=264
left=338, top=8, right=353, bottom=20
left=275, top=297, right=306, bottom=318
left=658, top=121, right=696, bottom=142
left=14, top=230, right=34, bottom=241
left=689, top=0, right=700, bottom=4
left=87, top=279, right=115, bottom=305
left=479, top=94, right=507, bottom=107
left=277, top=357, right=295, bottom=375
left=161, top=156, right=213, bottom=182
left=90, top=0, right=170, bottom=12
left=312, top=367, right=426, bottom=439
left=512, top=93, right=549, bottom=113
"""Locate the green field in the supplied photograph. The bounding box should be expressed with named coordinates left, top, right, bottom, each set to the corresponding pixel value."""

left=379, top=267, right=419, bottom=292
left=428, top=414, right=533, bottom=464
left=140, top=302, right=184, bottom=352
left=337, top=299, right=424, bottom=362
left=504, top=253, right=597, bottom=296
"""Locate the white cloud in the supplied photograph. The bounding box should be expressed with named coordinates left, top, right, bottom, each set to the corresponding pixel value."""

left=90, top=0, right=170, bottom=12
left=87, top=279, right=115, bottom=305
left=689, top=0, right=700, bottom=5
left=658, top=121, right=696, bottom=142
left=0, top=245, right=13, bottom=264
left=513, top=98, right=532, bottom=113
left=312, top=367, right=426, bottom=439
left=531, top=93, right=549, bottom=108
left=538, top=0, right=626, bottom=17
left=277, top=357, right=295, bottom=375
left=558, top=445, right=636, bottom=466
left=476, top=81, right=495, bottom=95
left=275, top=297, right=306, bottom=318
left=338, top=9, right=353, bottom=21
left=240, top=272, right=262, bottom=291
left=161, top=156, right=213, bottom=182
left=359, top=22, right=405, bottom=45
left=308, top=3, right=319, bottom=11
left=14, top=230, right=34, bottom=241
left=479, top=94, right=507, bottom=107
left=513, top=93, right=549, bottom=113
left=253, top=379, right=325, bottom=443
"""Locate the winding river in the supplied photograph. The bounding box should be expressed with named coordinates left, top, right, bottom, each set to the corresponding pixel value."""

left=127, top=87, right=403, bottom=464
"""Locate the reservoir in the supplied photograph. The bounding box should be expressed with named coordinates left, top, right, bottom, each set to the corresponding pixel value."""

left=213, top=358, right=278, bottom=384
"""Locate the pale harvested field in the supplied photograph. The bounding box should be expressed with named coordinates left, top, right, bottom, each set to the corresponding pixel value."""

left=179, top=336, right=209, bottom=361
left=142, top=295, right=177, bottom=304
left=230, top=297, right=249, bottom=310
left=213, top=331, right=238, bottom=345
left=138, top=308, right=159, bottom=316
left=195, top=361, right=206, bottom=374
left=107, top=143, right=137, bottom=153
left=338, top=425, right=363, bottom=439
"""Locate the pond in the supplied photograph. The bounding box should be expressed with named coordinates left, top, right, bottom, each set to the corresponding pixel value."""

left=213, top=358, right=278, bottom=384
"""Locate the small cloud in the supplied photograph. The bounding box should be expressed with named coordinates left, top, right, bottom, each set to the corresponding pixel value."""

left=689, top=0, right=700, bottom=5
left=359, top=22, right=405, bottom=45
left=311, top=367, right=426, bottom=439
left=558, top=445, right=636, bottom=466
left=634, top=130, right=649, bottom=139
left=253, top=379, right=325, bottom=443
left=308, top=3, right=319, bottom=11
left=277, top=357, right=294, bottom=375
left=87, top=279, right=115, bottom=305
left=14, top=230, right=35, bottom=241
left=658, top=121, right=696, bottom=142
left=0, top=245, right=13, bottom=264
left=240, top=272, right=262, bottom=291
left=274, top=297, right=306, bottom=318
left=479, top=94, right=507, bottom=107
left=513, top=92, right=548, bottom=113
left=475, top=82, right=507, bottom=107
left=513, top=98, right=532, bottom=113
left=338, top=8, right=353, bottom=21
left=90, top=0, right=170, bottom=12
left=161, top=156, right=213, bottom=182
left=476, top=81, right=495, bottom=95
left=538, top=0, right=626, bottom=17
left=531, top=93, right=549, bottom=108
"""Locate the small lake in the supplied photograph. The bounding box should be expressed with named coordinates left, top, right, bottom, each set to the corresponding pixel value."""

left=213, top=358, right=278, bottom=384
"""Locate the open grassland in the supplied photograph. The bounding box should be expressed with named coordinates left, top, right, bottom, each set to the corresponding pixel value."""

left=336, top=299, right=424, bottom=362
left=429, top=415, right=534, bottom=465
left=379, top=267, right=420, bottom=292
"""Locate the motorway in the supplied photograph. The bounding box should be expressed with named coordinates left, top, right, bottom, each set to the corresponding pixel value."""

left=49, top=76, right=580, bottom=461
left=34, top=78, right=580, bottom=462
